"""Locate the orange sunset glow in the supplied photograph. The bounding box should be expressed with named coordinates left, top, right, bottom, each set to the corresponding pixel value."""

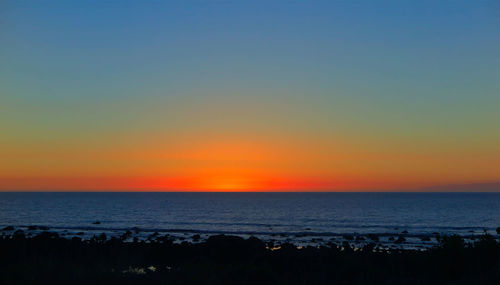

left=1, top=0, right=499, bottom=192
left=2, top=133, right=499, bottom=191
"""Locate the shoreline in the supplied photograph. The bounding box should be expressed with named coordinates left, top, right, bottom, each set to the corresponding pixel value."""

left=2, top=224, right=499, bottom=250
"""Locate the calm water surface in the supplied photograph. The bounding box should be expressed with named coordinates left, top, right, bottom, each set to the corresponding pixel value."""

left=1, top=192, right=499, bottom=239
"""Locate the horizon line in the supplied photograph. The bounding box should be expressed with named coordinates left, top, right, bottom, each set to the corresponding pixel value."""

left=1, top=190, right=500, bottom=193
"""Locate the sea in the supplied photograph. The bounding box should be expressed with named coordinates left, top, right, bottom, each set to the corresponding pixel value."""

left=1, top=192, right=499, bottom=248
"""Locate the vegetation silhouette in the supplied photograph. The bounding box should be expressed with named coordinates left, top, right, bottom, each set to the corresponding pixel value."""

left=1, top=231, right=499, bottom=284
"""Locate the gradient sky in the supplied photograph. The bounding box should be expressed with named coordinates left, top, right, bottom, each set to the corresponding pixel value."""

left=1, top=0, right=499, bottom=191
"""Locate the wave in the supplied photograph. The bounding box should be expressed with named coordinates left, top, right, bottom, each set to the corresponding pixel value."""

left=4, top=224, right=495, bottom=238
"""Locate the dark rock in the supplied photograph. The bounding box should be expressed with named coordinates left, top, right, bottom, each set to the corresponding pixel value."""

left=401, top=230, right=408, bottom=234
left=327, top=241, right=337, bottom=247
left=121, top=230, right=132, bottom=240
left=343, top=235, right=354, bottom=241
left=28, top=226, right=38, bottom=230
left=207, top=235, right=242, bottom=245
left=2, top=226, right=14, bottom=231
left=420, top=236, right=431, bottom=241
left=35, top=231, right=59, bottom=239
left=206, top=235, right=256, bottom=256
left=363, top=243, right=376, bottom=252
left=496, top=227, right=500, bottom=235
left=192, top=234, right=201, bottom=240
left=247, top=236, right=266, bottom=249
left=342, top=241, right=352, bottom=251
left=13, top=230, right=25, bottom=239
left=106, top=237, right=123, bottom=246
left=95, top=233, right=107, bottom=242
left=76, top=232, right=84, bottom=235
left=395, top=236, right=406, bottom=244
left=90, top=233, right=107, bottom=243
left=156, top=235, right=174, bottom=245
left=279, top=242, right=296, bottom=251
left=439, top=234, right=465, bottom=250
left=368, top=234, right=379, bottom=241
left=388, top=237, right=395, bottom=241
left=92, top=221, right=101, bottom=225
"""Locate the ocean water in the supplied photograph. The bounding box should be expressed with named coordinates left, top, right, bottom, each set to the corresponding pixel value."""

left=1, top=192, right=500, bottom=247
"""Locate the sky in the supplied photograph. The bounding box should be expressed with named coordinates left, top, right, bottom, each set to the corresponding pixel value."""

left=1, top=0, right=499, bottom=191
